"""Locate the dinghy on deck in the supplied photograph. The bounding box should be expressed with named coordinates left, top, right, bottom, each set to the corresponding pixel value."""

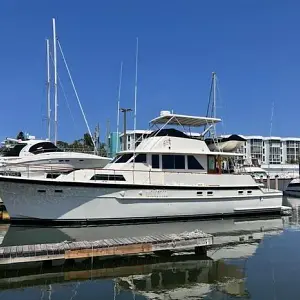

left=205, top=134, right=246, bottom=152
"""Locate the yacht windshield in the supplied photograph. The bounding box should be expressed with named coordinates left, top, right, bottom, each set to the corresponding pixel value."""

left=111, top=153, right=133, bottom=163
left=28, top=142, right=62, bottom=155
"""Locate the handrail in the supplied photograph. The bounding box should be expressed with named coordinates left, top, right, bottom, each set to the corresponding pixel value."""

left=1, top=163, right=209, bottom=175
left=6, top=161, right=297, bottom=179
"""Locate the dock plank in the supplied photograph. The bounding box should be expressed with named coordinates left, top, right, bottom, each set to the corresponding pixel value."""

left=0, top=230, right=213, bottom=266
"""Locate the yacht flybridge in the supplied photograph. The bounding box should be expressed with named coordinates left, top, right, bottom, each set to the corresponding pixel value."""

left=0, top=137, right=111, bottom=179
left=0, top=111, right=283, bottom=223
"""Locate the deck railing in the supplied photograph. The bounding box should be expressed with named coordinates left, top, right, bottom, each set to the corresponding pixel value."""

left=0, top=162, right=217, bottom=186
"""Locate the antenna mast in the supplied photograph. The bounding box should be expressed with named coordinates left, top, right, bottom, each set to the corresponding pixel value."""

left=116, top=62, right=123, bottom=152
left=46, top=39, right=51, bottom=140
left=133, top=37, right=139, bottom=148
left=212, top=72, right=217, bottom=119
left=52, top=18, right=58, bottom=145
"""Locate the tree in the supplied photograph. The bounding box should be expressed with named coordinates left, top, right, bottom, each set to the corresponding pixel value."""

left=83, top=133, right=93, bottom=148
left=57, top=141, right=69, bottom=149
left=99, top=142, right=107, bottom=157
left=16, top=131, right=25, bottom=141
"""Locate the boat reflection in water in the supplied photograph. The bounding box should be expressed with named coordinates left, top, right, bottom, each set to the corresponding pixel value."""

left=1, top=214, right=286, bottom=247
left=0, top=213, right=289, bottom=299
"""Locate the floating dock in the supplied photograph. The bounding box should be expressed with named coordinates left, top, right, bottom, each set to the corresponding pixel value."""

left=0, top=230, right=213, bottom=265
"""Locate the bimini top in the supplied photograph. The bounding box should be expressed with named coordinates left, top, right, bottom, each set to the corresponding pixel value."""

left=150, top=112, right=221, bottom=127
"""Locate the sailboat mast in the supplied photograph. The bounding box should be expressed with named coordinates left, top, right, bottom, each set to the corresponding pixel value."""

left=212, top=72, right=217, bottom=136
left=116, top=62, right=123, bottom=152
left=52, top=18, right=58, bottom=145
left=133, top=37, right=139, bottom=148
left=46, top=39, right=51, bottom=140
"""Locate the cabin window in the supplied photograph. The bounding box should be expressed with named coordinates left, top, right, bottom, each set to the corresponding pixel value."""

left=115, top=153, right=133, bottom=163
left=152, top=155, right=159, bottom=168
left=175, top=155, right=185, bottom=169
left=2, top=144, right=27, bottom=157
left=46, top=173, right=61, bottom=179
left=162, top=155, right=185, bottom=169
left=90, top=174, right=126, bottom=181
left=111, top=155, right=121, bottom=163
left=187, top=156, right=204, bottom=170
left=0, top=171, right=21, bottom=177
left=134, top=154, right=147, bottom=163
left=162, top=155, right=174, bottom=169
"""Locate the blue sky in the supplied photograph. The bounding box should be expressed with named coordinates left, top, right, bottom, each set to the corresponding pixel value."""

left=0, top=0, right=299, bottom=143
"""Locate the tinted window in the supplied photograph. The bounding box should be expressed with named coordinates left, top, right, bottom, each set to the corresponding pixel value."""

left=162, top=155, right=174, bottom=169
left=162, top=155, right=185, bottom=169
left=152, top=155, right=159, bottom=168
left=134, top=154, right=147, bottom=163
left=188, top=155, right=204, bottom=170
left=90, top=174, right=126, bottom=181
left=175, top=155, right=185, bottom=169
left=2, top=144, right=27, bottom=157
left=111, top=155, right=121, bottom=163
left=115, top=153, right=133, bottom=163
left=29, top=142, right=61, bottom=154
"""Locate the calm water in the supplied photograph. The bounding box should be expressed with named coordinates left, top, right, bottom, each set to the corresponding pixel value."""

left=0, top=196, right=300, bottom=299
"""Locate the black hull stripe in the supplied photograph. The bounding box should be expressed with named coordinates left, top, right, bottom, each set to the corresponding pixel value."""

left=7, top=209, right=282, bottom=225
left=287, top=183, right=300, bottom=187
left=0, top=176, right=260, bottom=190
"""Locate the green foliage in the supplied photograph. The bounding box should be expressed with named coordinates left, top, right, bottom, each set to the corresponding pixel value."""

left=16, top=131, right=25, bottom=141
left=58, top=133, right=107, bottom=156
left=83, top=133, right=93, bottom=147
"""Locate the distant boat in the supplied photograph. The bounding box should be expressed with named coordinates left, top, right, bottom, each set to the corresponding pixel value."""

left=0, top=137, right=110, bottom=179
left=205, top=134, right=246, bottom=152
left=284, top=178, right=300, bottom=197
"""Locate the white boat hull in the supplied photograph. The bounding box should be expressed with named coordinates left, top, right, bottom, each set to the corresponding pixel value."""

left=0, top=177, right=283, bottom=222
left=0, top=154, right=110, bottom=179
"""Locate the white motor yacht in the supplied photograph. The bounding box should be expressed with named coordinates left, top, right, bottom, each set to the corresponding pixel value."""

left=0, top=112, right=283, bottom=223
left=0, top=137, right=110, bottom=179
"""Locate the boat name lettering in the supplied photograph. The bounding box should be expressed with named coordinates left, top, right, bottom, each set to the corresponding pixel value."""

left=145, top=190, right=168, bottom=198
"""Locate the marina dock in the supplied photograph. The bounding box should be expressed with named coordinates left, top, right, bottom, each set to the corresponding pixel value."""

left=0, top=230, right=213, bottom=266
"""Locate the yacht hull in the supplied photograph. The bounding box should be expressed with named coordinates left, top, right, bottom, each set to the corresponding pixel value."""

left=0, top=155, right=110, bottom=179
left=0, top=177, right=283, bottom=223
left=284, top=180, right=300, bottom=198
